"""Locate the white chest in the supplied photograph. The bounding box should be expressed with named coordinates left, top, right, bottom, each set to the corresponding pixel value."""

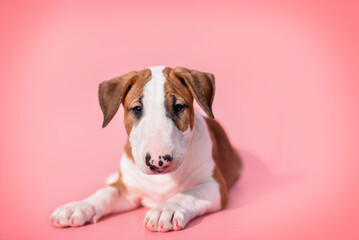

left=120, top=156, right=188, bottom=207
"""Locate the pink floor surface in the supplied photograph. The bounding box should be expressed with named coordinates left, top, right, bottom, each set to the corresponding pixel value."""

left=1, top=1, right=358, bottom=239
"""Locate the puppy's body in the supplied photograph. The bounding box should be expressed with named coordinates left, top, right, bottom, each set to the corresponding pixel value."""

left=50, top=66, right=241, bottom=232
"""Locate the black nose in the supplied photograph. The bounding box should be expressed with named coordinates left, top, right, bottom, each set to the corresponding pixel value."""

left=145, top=152, right=172, bottom=173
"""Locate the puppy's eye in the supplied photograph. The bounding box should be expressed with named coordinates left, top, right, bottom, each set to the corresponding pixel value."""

left=132, top=106, right=142, bottom=115
left=173, top=104, right=184, bottom=113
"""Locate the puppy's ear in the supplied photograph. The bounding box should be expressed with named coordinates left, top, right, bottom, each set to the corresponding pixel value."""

left=98, top=71, right=137, bottom=128
left=173, top=67, right=215, bottom=118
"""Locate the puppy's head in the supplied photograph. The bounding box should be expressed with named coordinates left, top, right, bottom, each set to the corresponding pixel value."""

left=99, top=66, right=215, bottom=175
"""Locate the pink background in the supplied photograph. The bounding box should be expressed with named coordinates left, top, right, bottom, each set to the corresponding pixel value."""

left=1, top=0, right=359, bottom=239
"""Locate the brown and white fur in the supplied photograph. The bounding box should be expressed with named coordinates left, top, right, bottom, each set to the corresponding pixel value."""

left=50, top=66, right=242, bottom=232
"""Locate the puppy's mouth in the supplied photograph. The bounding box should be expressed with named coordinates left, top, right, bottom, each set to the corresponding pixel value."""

left=149, top=165, right=169, bottom=174
left=146, top=164, right=172, bottom=174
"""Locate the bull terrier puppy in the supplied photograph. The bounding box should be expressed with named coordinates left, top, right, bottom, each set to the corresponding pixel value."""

left=50, top=66, right=242, bottom=232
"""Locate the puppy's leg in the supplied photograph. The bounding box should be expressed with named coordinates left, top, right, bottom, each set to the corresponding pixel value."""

left=143, top=179, right=225, bottom=232
left=50, top=185, right=139, bottom=227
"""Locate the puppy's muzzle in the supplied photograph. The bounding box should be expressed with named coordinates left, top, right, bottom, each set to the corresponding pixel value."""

left=145, top=153, right=172, bottom=173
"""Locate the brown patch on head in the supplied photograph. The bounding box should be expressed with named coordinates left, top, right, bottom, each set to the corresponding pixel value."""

left=122, top=69, right=152, bottom=134
left=163, top=67, right=195, bottom=131
left=98, top=68, right=151, bottom=130
left=170, top=67, right=215, bottom=119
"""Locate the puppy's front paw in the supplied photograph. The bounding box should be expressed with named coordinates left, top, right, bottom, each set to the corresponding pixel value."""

left=143, top=202, right=191, bottom=232
left=49, top=201, right=96, bottom=228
